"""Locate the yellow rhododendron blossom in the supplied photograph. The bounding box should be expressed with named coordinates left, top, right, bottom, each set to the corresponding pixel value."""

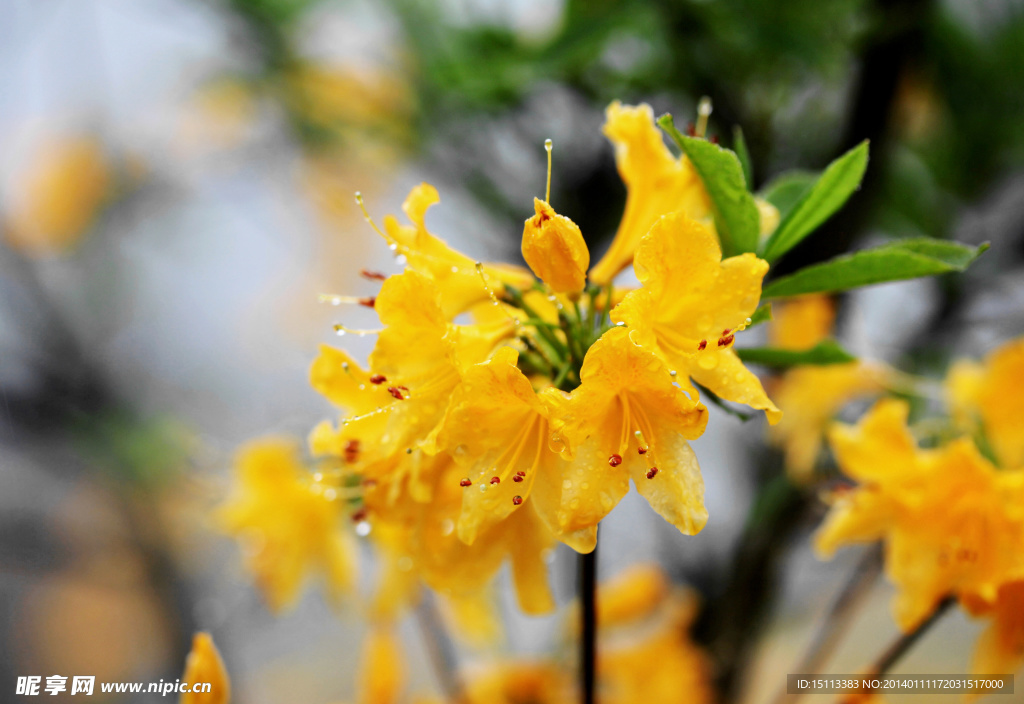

left=612, top=212, right=781, bottom=423
left=521, top=198, right=589, bottom=294
left=946, top=337, right=1024, bottom=468
left=596, top=563, right=670, bottom=627
left=767, top=295, right=884, bottom=478
left=6, top=136, right=111, bottom=255
left=355, top=628, right=405, bottom=704
left=590, top=102, right=710, bottom=284
left=180, top=633, right=230, bottom=704
left=815, top=399, right=1024, bottom=629
left=219, top=438, right=355, bottom=611
left=963, top=580, right=1024, bottom=679
left=559, top=327, right=709, bottom=539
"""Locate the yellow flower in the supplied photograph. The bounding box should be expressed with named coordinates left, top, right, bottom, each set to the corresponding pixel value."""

left=5, top=136, right=111, bottom=255
left=963, top=580, right=1024, bottom=678
left=946, top=337, right=1024, bottom=468
left=219, top=438, right=355, bottom=611
left=380, top=184, right=534, bottom=318
left=815, top=400, right=1024, bottom=629
left=590, top=102, right=711, bottom=285
left=521, top=198, right=590, bottom=294
left=611, top=212, right=781, bottom=423
left=766, top=295, right=884, bottom=478
left=559, top=327, right=709, bottom=539
left=180, top=632, right=230, bottom=704
left=355, top=628, right=405, bottom=704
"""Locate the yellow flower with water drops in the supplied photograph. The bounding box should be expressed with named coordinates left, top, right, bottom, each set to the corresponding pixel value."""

left=590, top=101, right=711, bottom=285
left=766, top=295, right=885, bottom=479
left=522, top=197, right=590, bottom=294
left=611, top=212, right=781, bottom=423
left=180, top=633, right=229, bottom=704
left=559, top=326, right=709, bottom=540
left=946, top=336, right=1024, bottom=468
left=815, top=399, right=1024, bottom=630
left=219, top=438, right=356, bottom=612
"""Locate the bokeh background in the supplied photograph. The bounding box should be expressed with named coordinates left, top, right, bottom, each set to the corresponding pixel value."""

left=2, top=0, right=1024, bottom=702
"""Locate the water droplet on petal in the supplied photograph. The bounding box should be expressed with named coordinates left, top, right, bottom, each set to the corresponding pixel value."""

left=355, top=520, right=371, bottom=537
left=698, top=354, right=719, bottom=370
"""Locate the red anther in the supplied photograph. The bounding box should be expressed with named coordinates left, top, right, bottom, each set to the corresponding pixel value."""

left=697, top=339, right=708, bottom=351
left=513, top=475, right=524, bottom=483
left=459, top=478, right=472, bottom=487
left=361, top=269, right=387, bottom=281
left=512, top=495, right=523, bottom=506
left=516, top=471, right=526, bottom=476
left=358, top=296, right=377, bottom=308
left=717, top=334, right=734, bottom=347
left=637, top=447, right=647, bottom=455
left=398, top=385, right=410, bottom=392
left=608, top=454, right=623, bottom=467
left=362, top=478, right=378, bottom=488
left=351, top=508, right=367, bottom=523
left=686, top=122, right=697, bottom=136
left=369, top=373, right=387, bottom=385
left=710, top=134, right=719, bottom=144
left=490, top=476, right=501, bottom=485
left=344, top=439, right=360, bottom=463
left=646, top=467, right=659, bottom=479
left=722, top=328, right=732, bottom=336
left=387, top=386, right=405, bottom=400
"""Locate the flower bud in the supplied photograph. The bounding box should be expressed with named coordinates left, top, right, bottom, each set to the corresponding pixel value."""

left=521, top=198, right=589, bottom=294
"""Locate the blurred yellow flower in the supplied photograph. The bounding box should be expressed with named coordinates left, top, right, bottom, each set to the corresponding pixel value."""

left=219, top=438, right=356, bottom=611
left=962, top=580, right=1024, bottom=679
left=946, top=337, right=1024, bottom=468
left=521, top=198, right=589, bottom=294
left=766, top=295, right=884, bottom=478
left=815, top=399, right=1024, bottom=629
left=354, top=628, right=405, bottom=704
left=180, top=632, right=230, bottom=704
left=6, top=136, right=111, bottom=255
left=590, top=102, right=710, bottom=285
left=612, top=212, right=781, bottom=423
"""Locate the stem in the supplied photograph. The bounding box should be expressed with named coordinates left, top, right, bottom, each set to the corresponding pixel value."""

left=415, top=589, right=466, bottom=704
left=772, top=544, right=882, bottom=704
left=579, top=545, right=598, bottom=704
left=865, top=596, right=955, bottom=680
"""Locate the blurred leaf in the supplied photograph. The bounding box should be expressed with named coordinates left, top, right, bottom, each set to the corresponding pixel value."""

left=694, top=382, right=753, bottom=421
left=736, top=340, right=856, bottom=367
left=761, top=141, right=869, bottom=263
left=659, top=114, right=760, bottom=256
left=759, top=170, right=815, bottom=221
left=748, top=302, right=773, bottom=327
left=762, top=238, right=988, bottom=298
left=733, top=126, right=753, bottom=188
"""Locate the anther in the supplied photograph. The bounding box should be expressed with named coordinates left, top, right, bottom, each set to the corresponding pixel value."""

left=512, top=495, right=523, bottom=506
left=344, top=439, right=360, bottom=463
left=722, top=329, right=732, bottom=336
left=363, top=478, right=378, bottom=488
left=698, top=339, right=707, bottom=351
left=459, top=478, right=472, bottom=487
left=638, top=447, right=647, bottom=455
left=516, top=471, right=526, bottom=477
left=696, top=96, right=712, bottom=138
left=709, top=135, right=719, bottom=144
left=717, top=334, right=735, bottom=347
left=513, top=475, right=524, bottom=483
left=490, top=476, right=501, bottom=485
left=686, top=122, right=697, bottom=136
left=608, top=454, right=622, bottom=467
left=351, top=508, right=367, bottom=523
left=387, top=386, right=405, bottom=400
left=358, top=296, right=376, bottom=308
left=360, top=269, right=387, bottom=281
left=646, top=467, right=659, bottom=479
left=370, top=374, right=387, bottom=385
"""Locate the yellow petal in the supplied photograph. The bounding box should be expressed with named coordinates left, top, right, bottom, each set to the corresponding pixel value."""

left=357, top=628, right=405, bottom=704
left=768, top=295, right=836, bottom=351
left=826, top=399, right=920, bottom=484
left=590, top=102, right=710, bottom=284
left=521, top=198, right=589, bottom=293
left=689, top=349, right=781, bottom=425
left=597, top=563, right=670, bottom=627
left=180, top=633, right=230, bottom=704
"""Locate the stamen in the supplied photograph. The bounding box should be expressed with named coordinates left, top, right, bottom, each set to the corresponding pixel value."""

left=351, top=508, right=367, bottom=523
left=341, top=404, right=397, bottom=426
left=544, top=138, right=553, bottom=204
left=459, top=478, right=472, bottom=487
left=474, top=262, right=521, bottom=329
left=608, top=454, right=623, bottom=467
left=318, top=293, right=377, bottom=308
left=370, top=374, right=387, bottom=385
left=646, top=467, right=659, bottom=479
left=696, top=96, right=712, bottom=138
left=344, top=439, right=360, bottom=463
left=697, top=339, right=707, bottom=351
left=513, top=474, right=524, bottom=483
left=490, top=476, right=501, bottom=485
left=387, top=386, right=406, bottom=400
left=512, top=495, right=523, bottom=506
left=638, top=447, right=647, bottom=455
left=363, top=478, right=378, bottom=488
left=717, top=334, right=735, bottom=347
left=334, top=324, right=383, bottom=337
left=354, top=192, right=396, bottom=247
left=360, top=269, right=387, bottom=281
left=359, top=296, right=376, bottom=308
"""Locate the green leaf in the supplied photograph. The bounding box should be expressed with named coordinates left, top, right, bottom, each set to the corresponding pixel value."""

left=761, top=141, right=870, bottom=263
left=759, top=170, right=816, bottom=220
left=733, top=126, right=753, bottom=188
left=762, top=238, right=989, bottom=298
left=693, top=382, right=753, bottom=421
left=748, top=302, right=773, bottom=327
left=658, top=114, right=760, bottom=257
left=736, top=340, right=857, bottom=368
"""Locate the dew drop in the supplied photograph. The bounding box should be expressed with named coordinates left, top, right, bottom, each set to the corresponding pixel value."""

left=440, top=519, right=455, bottom=536
left=388, top=243, right=398, bottom=252
left=355, top=520, right=372, bottom=537
left=698, top=354, right=719, bottom=370
left=313, top=472, right=323, bottom=482
left=323, top=488, right=337, bottom=500
left=562, top=479, right=573, bottom=490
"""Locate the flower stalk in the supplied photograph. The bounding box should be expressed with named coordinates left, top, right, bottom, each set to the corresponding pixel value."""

left=580, top=545, right=598, bottom=704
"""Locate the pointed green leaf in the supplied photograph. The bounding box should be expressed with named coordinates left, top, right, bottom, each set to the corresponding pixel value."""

left=761, top=141, right=869, bottom=263
left=736, top=340, right=857, bottom=368
left=762, top=238, right=989, bottom=298
left=759, top=170, right=816, bottom=220
left=658, top=114, right=760, bottom=257
left=733, top=126, right=753, bottom=188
